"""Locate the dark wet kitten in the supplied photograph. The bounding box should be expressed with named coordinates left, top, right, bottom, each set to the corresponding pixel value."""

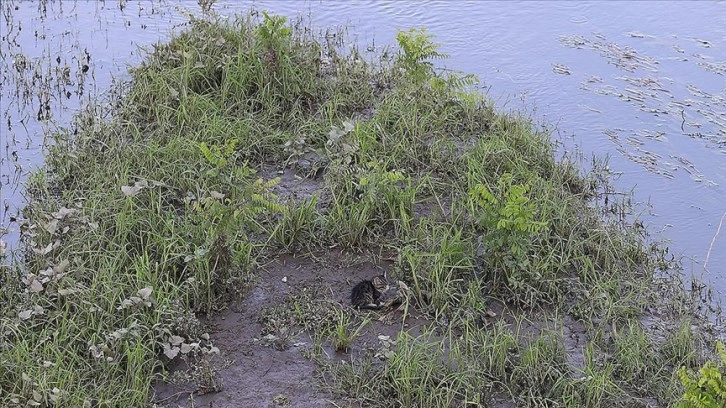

left=350, top=275, right=389, bottom=309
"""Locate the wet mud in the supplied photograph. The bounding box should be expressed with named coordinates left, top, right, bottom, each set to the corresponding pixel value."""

left=152, top=250, right=432, bottom=408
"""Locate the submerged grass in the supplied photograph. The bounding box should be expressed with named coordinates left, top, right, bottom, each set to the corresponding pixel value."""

left=0, top=10, right=720, bottom=408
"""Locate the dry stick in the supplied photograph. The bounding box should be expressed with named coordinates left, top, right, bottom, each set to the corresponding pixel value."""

left=703, top=210, right=726, bottom=271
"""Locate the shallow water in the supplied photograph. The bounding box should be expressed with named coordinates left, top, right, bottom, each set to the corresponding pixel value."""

left=1, top=1, right=725, bottom=296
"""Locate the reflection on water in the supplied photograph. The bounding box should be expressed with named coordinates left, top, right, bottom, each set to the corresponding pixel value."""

left=1, top=1, right=725, bottom=295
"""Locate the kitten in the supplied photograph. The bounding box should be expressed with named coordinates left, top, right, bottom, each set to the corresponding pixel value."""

left=350, top=275, right=389, bottom=309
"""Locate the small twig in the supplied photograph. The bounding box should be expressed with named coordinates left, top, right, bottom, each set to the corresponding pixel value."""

left=680, top=109, right=686, bottom=132
left=703, top=210, right=726, bottom=271
left=154, top=391, right=191, bottom=405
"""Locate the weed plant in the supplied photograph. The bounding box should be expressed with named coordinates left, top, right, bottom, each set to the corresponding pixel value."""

left=0, top=10, right=718, bottom=408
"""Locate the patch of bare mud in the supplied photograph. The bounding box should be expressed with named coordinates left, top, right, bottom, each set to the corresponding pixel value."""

left=152, top=244, right=598, bottom=408
left=261, top=167, right=325, bottom=202
left=152, top=250, right=429, bottom=408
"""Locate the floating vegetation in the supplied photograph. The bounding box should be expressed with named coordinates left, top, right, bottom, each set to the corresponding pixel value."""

left=552, top=63, right=572, bottom=75
left=559, top=33, right=659, bottom=73
left=561, top=32, right=726, bottom=182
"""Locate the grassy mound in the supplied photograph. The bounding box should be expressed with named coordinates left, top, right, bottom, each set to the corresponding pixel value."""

left=0, top=11, right=716, bottom=407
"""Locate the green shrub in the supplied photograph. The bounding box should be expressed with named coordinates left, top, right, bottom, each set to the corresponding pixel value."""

left=678, top=341, right=726, bottom=407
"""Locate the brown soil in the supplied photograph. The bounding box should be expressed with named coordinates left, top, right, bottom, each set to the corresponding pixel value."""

left=152, top=250, right=591, bottom=408
left=152, top=248, right=432, bottom=408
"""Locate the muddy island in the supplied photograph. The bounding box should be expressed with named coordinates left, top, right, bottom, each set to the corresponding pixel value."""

left=1, top=11, right=723, bottom=408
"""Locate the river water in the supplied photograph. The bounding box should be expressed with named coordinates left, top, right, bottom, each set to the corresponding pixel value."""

left=1, top=1, right=724, bottom=296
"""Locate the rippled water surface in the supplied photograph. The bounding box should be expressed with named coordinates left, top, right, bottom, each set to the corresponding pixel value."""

left=2, top=1, right=725, bottom=294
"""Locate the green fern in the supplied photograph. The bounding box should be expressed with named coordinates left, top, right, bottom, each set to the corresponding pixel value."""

left=255, top=11, right=291, bottom=51
left=430, top=73, right=479, bottom=94
left=251, top=177, right=284, bottom=213
left=678, top=342, right=726, bottom=408
left=397, top=28, right=481, bottom=106
left=199, top=139, right=236, bottom=169
left=396, top=28, right=448, bottom=85
left=469, top=173, right=546, bottom=255
left=469, top=173, right=548, bottom=300
left=196, top=137, right=282, bottom=241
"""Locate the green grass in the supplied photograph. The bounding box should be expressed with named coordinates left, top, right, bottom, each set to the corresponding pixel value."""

left=0, top=10, right=720, bottom=408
